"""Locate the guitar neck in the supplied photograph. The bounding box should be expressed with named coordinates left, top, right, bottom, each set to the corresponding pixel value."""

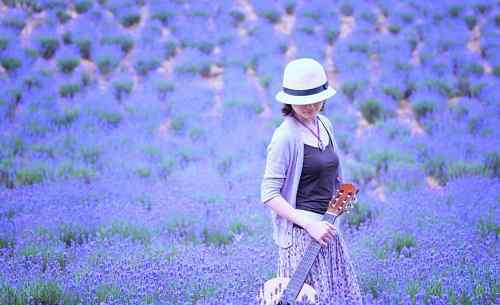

left=281, top=212, right=338, bottom=303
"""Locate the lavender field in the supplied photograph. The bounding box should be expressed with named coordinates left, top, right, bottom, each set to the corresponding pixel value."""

left=0, top=0, right=499, bottom=304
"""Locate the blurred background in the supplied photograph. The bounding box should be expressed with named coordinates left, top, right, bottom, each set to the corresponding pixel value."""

left=0, top=0, right=499, bottom=304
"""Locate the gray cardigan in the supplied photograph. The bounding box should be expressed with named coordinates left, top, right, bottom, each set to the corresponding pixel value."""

left=260, top=113, right=344, bottom=248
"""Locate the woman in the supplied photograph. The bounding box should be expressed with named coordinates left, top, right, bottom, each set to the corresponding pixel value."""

left=261, top=58, right=363, bottom=304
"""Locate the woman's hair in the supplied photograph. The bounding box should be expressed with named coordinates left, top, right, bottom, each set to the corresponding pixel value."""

left=281, top=102, right=325, bottom=116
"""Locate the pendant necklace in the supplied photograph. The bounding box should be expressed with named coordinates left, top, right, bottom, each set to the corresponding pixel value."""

left=293, top=114, right=324, bottom=151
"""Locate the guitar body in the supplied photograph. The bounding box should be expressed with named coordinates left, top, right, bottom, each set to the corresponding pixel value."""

left=257, top=277, right=316, bottom=305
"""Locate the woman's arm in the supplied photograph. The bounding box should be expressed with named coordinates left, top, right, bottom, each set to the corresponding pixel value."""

left=263, top=195, right=313, bottom=229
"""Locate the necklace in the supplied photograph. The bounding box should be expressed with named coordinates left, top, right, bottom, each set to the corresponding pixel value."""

left=293, top=114, right=324, bottom=151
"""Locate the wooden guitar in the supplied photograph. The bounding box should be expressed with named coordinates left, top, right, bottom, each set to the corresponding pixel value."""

left=257, top=183, right=359, bottom=305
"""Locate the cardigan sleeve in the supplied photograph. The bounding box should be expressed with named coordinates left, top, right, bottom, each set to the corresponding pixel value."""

left=260, top=129, right=290, bottom=204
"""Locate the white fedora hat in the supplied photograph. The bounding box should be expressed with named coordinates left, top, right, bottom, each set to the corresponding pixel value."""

left=275, top=58, right=336, bottom=105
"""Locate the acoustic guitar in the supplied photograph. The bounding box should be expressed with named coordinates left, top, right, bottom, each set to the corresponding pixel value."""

left=257, top=183, right=358, bottom=305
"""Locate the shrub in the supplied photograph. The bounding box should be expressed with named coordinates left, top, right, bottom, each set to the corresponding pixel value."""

left=169, top=116, right=185, bottom=134
left=159, top=158, right=175, bottom=179
left=59, top=83, right=81, bottom=98
left=154, top=79, right=174, bottom=100
left=100, top=222, right=151, bottom=244
left=412, top=99, right=434, bottom=121
left=58, top=223, right=96, bottom=247
left=0, top=280, right=79, bottom=305
left=388, top=24, right=401, bottom=35
left=15, top=165, right=46, bottom=186
left=0, top=56, right=21, bottom=72
left=52, top=107, right=80, bottom=127
left=393, top=232, right=416, bottom=256
left=484, top=152, right=500, bottom=177
left=56, top=10, right=71, bottom=23
left=151, top=10, right=173, bottom=26
left=112, top=80, right=133, bottom=101
left=101, top=35, right=134, bottom=54
left=98, top=111, right=122, bottom=127
left=360, top=98, right=382, bottom=124
left=74, top=0, right=92, bottom=14
left=261, top=10, right=281, bottom=24
left=202, top=226, right=232, bottom=246
left=95, top=284, right=122, bottom=303
left=38, top=37, right=60, bottom=59
left=74, top=38, right=92, bottom=59
left=339, top=3, right=353, bottom=16
left=120, top=12, right=141, bottom=28
left=81, top=145, right=100, bottom=164
left=346, top=201, right=373, bottom=229
left=134, top=57, right=161, bottom=76
left=57, top=57, right=80, bottom=74
left=326, top=29, right=340, bottom=45
left=163, top=41, right=177, bottom=59
left=229, top=10, right=245, bottom=26
left=464, top=15, right=477, bottom=30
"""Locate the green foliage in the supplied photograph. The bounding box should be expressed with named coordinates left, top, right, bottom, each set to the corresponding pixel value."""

left=202, top=227, right=232, bottom=246
left=152, top=9, right=173, bottom=25
left=0, top=280, right=80, bottom=305
left=0, top=236, right=15, bottom=249
left=484, top=152, right=500, bottom=177
left=412, top=99, right=435, bottom=121
left=448, top=5, right=464, bottom=18
left=39, top=37, right=60, bottom=59
left=96, top=55, right=118, bottom=76
left=425, top=279, right=443, bottom=302
left=74, top=38, right=91, bottom=59
left=57, top=57, right=80, bottom=74
left=15, top=164, right=46, bottom=186
left=346, top=201, right=373, bottom=229
left=341, top=81, right=363, bottom=101
left=159, top=158, right=175, bottom=179
left=120, top=12, right=141, bottom=28
left=326, top=28, right=340, bottom=45
left=101, top=35, right=134, bottom=54
left=216, top=155, right=232, bottom=176
left=135, top=164, right=151, bottom=178
left=229, top=10, right=245, bottom=25
left=0, top=56, right=21, bottom=72
left=100, top=221, right=151, bottom=244
left=74, top=0, right=92, bottom=14
left=383, top=86, right=404, bottom=101
left=80, top=145, right=101, bottom=164
left=112, top=80, right=133, bottom=101
left=59, top=83, right=81, bottom=98
left=340, top=3, right=353, bottom=16
left=189, top=127, right=206, bottom=142
left=56, top=161, right=96, bottom=180
left=99, top=110, right=122, bottom=127
left=134, top=58, right=161, bottom=76
left=95, top=284, right=122, bottom=303
left=163, top=41, right=177, bottom=59
left=58, top=223, right=96, bottom=247
left=169, top=116, right=185, bottom=134
left=392, top=232, right=416, bottom=256
left=388, top=24, right=401, bottom=34
left=56, top=10, right=71, bottom=23
left=360, top=98, right=382, bottom=124
left=464, top=15, right=477, bottom=30
left=406, top=280, right=420, bottom=304
left=261, top=10, right=280, bottom=24
left=52, top=107, right=80, bottom=127
left=477, top=213, right=499, bottom=239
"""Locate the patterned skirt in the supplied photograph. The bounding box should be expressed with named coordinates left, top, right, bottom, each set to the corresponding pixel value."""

left=277, top=225, right=363, bottom=305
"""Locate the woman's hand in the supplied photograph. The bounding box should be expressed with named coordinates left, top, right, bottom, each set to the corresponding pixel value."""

left=304, top=221, right=337, bottom=247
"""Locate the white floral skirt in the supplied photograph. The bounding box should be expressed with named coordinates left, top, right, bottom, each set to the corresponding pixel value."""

left=277, top=225, right=363, bottom=305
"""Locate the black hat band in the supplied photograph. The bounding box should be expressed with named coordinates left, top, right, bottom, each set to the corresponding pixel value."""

left=282, top=82, right=328, bottom=96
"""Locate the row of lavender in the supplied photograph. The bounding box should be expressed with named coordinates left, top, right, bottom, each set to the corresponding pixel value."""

left=0, top=0, right=499, bottom=304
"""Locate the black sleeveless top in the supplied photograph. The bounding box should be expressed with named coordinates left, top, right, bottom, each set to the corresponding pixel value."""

left=295, top=119, right=339, bottom=215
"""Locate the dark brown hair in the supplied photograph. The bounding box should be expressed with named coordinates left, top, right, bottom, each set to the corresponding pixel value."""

left=281, top=102, right=326, bottom=116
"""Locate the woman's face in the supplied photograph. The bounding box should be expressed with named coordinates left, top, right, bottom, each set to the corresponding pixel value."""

left=291, top=100, right=324, bottom=121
